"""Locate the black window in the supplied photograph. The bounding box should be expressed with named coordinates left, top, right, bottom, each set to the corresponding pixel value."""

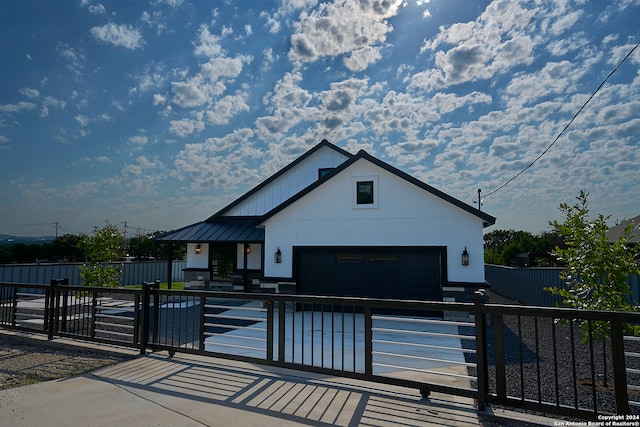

left=318, top=168, right=335, bottom=179
left=357, top=181, right=374, bottom=204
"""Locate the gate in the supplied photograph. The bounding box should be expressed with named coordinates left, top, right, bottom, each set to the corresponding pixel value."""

left=2, top=280, right=640, bottom=420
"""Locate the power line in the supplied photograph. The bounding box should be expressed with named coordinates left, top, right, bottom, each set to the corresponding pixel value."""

left=485, top=40, right=640, bottom=198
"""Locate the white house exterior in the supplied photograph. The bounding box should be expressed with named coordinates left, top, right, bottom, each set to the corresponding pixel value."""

left=155, top=140, right=496, bottom=302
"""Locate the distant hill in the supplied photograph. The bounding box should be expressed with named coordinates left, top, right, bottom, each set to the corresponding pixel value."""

left=0, top=234, right=56, bottom=245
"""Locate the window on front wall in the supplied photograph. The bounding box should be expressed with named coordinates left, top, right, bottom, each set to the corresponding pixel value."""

left=353, top=176, right=378, bottom=209
left=357, top=180, right=374, bottom=204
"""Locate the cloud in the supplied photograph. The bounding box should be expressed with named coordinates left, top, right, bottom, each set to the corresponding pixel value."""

left=344, top=46, right=382, bottom=72
left=90, top=23, right=144, bottom=49
left=0, top=101, right=37, bottom=113
left=193, top=25, right=223, bottom=57
left=19, top=87, right=40, bottom=99
left=81, top=0, right=106, bottom=14
left=168, top=26, right=252, bottom=111
left=128, top=135, right=148, bottom=146
left=288, top=0, right=404, bottom=70
left=40, top=96, right=67, bottom=118
left=256, top=72, right=316, bottom=140
left=204, top=94, right=250, bottom=125
left=174, top=128, right=262, bottom=191
left=170, top=80, right=209, bottom=108
left=74, top=115, right=90, bottom=126
left=169, top=117, right=205, bottom=137
left=129, top=63, right=167, bottom=95
left=153, top=0, right=184, bottom=6
left=56, top=43, right=85, bottom=78
left=416, top=0, right=576, bottom=89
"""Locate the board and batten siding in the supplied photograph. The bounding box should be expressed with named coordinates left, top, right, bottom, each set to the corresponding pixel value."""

left=224, top=145, right=350, bottom=217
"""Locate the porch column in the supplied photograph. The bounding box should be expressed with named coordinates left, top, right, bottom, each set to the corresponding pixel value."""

left=243, top=243, right=249, bottom=292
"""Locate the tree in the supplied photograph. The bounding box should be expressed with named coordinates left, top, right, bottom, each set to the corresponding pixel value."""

left=484, top=229, right=559, bottom=266
left=545, top=191, right=640, bottom=342
left=79, top=225, right=125, bottom=287
left=50, top=234, right=84, bottom=262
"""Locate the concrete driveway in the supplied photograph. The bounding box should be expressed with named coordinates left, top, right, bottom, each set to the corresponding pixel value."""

left=0, top=351, right=486, bottom=427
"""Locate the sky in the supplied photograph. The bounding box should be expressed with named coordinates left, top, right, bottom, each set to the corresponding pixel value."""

left=1, top=0, right=639, bottom=238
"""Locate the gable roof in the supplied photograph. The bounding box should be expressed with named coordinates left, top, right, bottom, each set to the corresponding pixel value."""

left=155, top=141, right=496, bottom=243
left=206, top=139, right=352, bottom=221
left=260, top=149, right=497, bottom=227
left=606, top=214, right=640, bottom=244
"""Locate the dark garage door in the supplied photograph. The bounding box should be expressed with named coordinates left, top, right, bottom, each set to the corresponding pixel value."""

left=296, top=247, right=443, bottom=301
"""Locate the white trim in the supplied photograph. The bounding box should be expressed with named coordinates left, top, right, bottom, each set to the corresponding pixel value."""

left=352, top=175, right=379, bottom=209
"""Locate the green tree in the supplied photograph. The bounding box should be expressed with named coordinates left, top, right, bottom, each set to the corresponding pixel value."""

left=484, top=229, right=558, bottom=266
left=50, top=234, right=84, bottom=262
left=128, top=235, right=157, bottom=260
left=545, top=191, right=640, bottom=342
left=79, top=225, right=125, bottom=287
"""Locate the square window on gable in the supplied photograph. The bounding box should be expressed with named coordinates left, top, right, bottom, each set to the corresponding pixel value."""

left=353, top=176, right=379, bottom=208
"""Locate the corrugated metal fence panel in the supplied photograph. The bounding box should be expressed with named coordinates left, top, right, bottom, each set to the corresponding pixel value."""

left=484, top=265, right=565, bottom=306
left=0, top=264, right=81, bottom=285
left=120, top=261, right=186, bottom=285
left=485, top=264, right=640, bottom=306
left=0, top=261, right=186, bottom=286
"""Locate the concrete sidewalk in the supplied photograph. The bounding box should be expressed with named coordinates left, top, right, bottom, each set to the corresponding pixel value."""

left=0, top=351, right=496, bottom=427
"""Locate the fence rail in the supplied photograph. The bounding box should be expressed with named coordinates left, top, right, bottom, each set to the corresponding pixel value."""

left=2, top=280, right=640, bottom=420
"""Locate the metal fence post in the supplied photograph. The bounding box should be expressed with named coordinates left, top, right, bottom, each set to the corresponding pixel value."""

left=474, top=289, right=488, bottom=411
left=266, top=297, right=274, bottom=361
left=278, top=298, right=286, bottom=362
left=199, top=294, right=206, bottom=352
left=60, top=277, right=69, bottom=333
left=364, top=306, right=373, bottom=377
left=47, top=281, right=55, bottom=340
left=12, top=285, right=19, bottom=327
left=151, top=280, right=160, bottom=347
left=610, top=317, right=629, bottom=414
left=140, top=281, right=151, bottom=354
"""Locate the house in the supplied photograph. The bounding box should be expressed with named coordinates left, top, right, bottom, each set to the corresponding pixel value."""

left=155, top=139, right=496, bottom=302
left=607, top=214, right=640, bottom=245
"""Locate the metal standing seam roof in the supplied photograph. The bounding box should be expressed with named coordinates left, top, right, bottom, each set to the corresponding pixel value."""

left=154, top=216, right=264, bottom=243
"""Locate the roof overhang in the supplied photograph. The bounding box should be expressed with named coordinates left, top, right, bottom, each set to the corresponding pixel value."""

left=154, top=216, right=264, bottom=243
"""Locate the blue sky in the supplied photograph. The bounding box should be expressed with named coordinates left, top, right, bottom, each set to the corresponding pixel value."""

left=1, top=0, right=639, bottom=238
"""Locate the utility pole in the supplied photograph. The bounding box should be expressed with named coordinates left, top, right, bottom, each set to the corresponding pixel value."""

left=477, top=189, right=482, bottom=211
left=54, top=222, right=59, bottom=238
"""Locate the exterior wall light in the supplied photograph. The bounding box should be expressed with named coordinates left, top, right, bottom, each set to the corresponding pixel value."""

left=274, top=247, right=282, bottom=263
left=462, top=247, right=469, bottom=266
left=194, top=244, right=202, bottom=254
left=245, top=244, right=252, bottom=255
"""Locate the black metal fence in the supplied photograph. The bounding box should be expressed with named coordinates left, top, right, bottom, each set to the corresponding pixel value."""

left=2, top=279, right=640, bottom=420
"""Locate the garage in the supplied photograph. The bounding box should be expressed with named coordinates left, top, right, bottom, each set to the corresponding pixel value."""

left=295, top=247, right=445, bottom=301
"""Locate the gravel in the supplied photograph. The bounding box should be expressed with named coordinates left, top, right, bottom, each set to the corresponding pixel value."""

left=0, top=333, right=135, bottom=390
left=474, top=290, right=640, bottom=417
